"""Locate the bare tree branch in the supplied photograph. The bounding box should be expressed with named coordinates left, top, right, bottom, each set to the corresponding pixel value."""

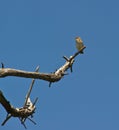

left=0, top=40, right=86, bottom=128
left=24, top=66, right=39, bottom=107
left=0, top=67, right=39, bottom=128
left=0, top=46, right=86, bottom=84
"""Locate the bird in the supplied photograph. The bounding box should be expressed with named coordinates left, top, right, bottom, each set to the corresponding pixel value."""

left=75, top=37, right=84, bottom=54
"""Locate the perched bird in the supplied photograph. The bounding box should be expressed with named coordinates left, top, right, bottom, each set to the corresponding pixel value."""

left=75, top=37, right=84, bottom=54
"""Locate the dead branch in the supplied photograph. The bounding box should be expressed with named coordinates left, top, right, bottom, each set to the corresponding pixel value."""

left=0, top=46, right=86, bottom=84
left=0, top=37, right=86, bottom=128
left=0, top=67, right=39, bottom=128
left=24, top=66, right=39, bottom=107
left=0, top=90, right=36, bottom=125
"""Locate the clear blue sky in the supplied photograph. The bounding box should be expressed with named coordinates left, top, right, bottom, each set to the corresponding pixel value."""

left=0, top=0, right=119, bottom=130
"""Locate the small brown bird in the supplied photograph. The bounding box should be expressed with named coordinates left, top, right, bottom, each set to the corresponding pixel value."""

left=75, top=37, right=84, bottom=54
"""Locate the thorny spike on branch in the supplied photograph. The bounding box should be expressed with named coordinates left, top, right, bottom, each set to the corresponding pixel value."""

left=1, top=62, right=4, bottom=69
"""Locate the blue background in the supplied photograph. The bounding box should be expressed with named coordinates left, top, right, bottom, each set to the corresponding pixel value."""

left=0, top=0, right=119, bottom=130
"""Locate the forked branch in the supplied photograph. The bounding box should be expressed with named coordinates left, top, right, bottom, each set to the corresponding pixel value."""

left=0, top=67, right=39, bottom=129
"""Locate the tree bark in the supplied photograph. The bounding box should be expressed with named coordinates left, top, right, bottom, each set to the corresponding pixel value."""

left=0, top=46, right=86, bottom=83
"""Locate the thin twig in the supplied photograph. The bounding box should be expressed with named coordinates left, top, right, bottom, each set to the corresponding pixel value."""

left=24, top=66, right=39, bottom=107
left=1, top=114, right=12, bottom=126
